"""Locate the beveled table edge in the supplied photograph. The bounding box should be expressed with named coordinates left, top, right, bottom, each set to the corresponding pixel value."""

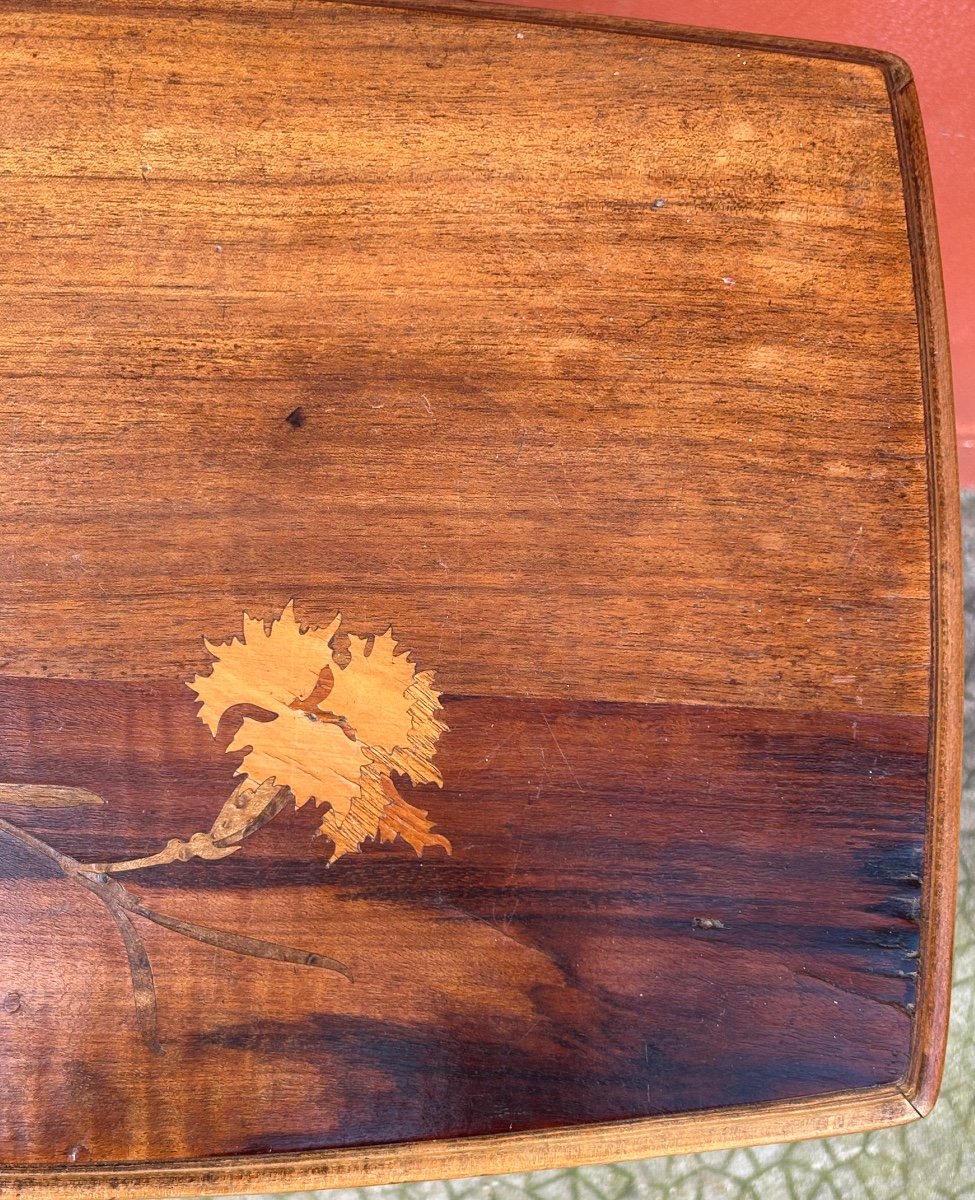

left=888, top=69, right=962, bottom=1120
left=0, top=1087, right=920, bottom=1198
left=0, top=3, right=961, bottom=1194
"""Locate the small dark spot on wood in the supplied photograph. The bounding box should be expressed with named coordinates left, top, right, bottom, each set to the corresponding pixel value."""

left=285, top=406, right=306, bottom=429
left=692, top=917, right=725, bottom=930
left=2, top=991, right=22, bottom=1013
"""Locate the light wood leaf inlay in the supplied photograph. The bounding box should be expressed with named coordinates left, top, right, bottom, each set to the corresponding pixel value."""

left=0, top=783, right=106, bottom=808
left=188, top=601, right=450, bottom=861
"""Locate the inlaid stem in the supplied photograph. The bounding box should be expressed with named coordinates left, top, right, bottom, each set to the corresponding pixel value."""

left=0, top=815, right=352, bottom=1050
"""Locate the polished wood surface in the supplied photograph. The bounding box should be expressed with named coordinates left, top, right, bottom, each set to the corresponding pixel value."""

left=0, top=0, right=960, bottom=1195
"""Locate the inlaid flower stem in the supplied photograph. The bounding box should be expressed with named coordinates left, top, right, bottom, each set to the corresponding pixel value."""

left=0, top=815, right=352, bottom=1049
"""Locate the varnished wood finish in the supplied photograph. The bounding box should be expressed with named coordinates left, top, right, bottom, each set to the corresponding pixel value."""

left=0, top=0, right=960, bottom=1194
left=0, top=1088, right=923, bottom=1200
left=886, top=77, right=962, bottom=1118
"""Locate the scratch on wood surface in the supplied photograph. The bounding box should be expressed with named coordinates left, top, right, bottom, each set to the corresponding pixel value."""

left=846, top=524, right=865, bottom=564
left=540, top=710, right=585, bottom=794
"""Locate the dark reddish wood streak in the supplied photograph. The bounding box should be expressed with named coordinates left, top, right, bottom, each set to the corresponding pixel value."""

left=0, top=678, right=928, bottom=1162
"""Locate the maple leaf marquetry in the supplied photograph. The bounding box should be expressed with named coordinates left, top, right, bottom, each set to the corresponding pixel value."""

left=188, top=602, right=450, bottom=862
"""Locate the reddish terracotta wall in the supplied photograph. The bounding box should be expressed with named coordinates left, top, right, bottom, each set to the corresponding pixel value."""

left=500, top=0, right=975, bottom=485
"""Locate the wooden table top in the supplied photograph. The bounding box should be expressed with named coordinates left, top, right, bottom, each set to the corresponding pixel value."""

left=0, top=1, right=961, bottom=1196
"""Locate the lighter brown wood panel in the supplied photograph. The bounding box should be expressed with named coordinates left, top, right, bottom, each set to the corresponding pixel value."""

left=0, top=0, right=927, bottom=717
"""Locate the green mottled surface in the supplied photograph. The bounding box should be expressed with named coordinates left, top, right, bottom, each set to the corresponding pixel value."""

left=184, top=496, right=975, bottom=1200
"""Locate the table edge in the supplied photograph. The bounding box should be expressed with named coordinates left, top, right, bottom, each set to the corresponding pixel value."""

left=888, top=72, right=963, bottom=1119
left=0, top=1087, right=920, bottom=1198
left=0, top=3, right=961, bottom=1194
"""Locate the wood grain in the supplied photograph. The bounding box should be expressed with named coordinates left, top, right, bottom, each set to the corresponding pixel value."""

left=0, top=0, right=959, bottom=1194
left=0, top=785, right=105, bottom=809
left=886, top=75, right=963, bottom=1118
left=0, top=678, right=928, bottom=1159
left=0, top=3, right=929, bottom=715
